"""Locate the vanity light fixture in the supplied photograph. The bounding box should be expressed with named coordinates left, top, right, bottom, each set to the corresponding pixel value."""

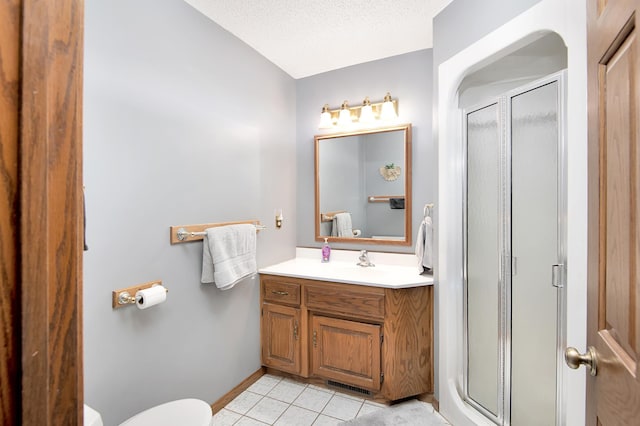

left=318, top=92, right=398, bottom=129
left=337, top=101, right=353, bottom=126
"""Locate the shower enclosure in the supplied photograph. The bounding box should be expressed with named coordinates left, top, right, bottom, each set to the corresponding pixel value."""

left=463, top=72, right=566, bottom=425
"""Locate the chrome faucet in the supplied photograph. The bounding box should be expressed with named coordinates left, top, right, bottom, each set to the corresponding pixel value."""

left=357, top=250, right=375, bottom=267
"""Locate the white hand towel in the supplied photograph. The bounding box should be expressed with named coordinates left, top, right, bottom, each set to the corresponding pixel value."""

left=415, top=216, right=433, bottom=274
left=415, top=220, right=426, bottom=272
left=331, top=212, right=353, bottom=237
left=422, top=216, right=433, bottom=271
left=201, top=224, right=257, bottom=290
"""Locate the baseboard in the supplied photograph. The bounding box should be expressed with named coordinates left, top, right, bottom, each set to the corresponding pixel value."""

left=211, top=367, right=265, bottom=414
left=417, top=392, right=439, bottom=411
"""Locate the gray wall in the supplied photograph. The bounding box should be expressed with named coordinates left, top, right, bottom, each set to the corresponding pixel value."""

left=433, top=0, right=543, bottom=67
left=431, top=0, right=544, bottom=399
left=83, top=1, right=296, bottom=424
left=296, top=50, right=434, bottom=252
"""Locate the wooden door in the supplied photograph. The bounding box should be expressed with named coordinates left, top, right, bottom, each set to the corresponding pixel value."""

left=311, top=315, right=381, bottom=391
left=262, top=303, right=301, bottom=374
left=0, top=1, right=84, bottom=424
left=584, top=0, right=640, bottom=424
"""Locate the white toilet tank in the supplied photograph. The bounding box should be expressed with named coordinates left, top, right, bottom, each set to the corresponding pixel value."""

left=84, top=404, right=104, bottom=426
left=119, top=399, right=212, bottom=426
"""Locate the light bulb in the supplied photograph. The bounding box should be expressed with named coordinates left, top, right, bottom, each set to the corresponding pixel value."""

left=319, top=104, right=333, bottom=129
left=359, top=97, right=374, bottom=124
left=380, top=92, right=397, bottom=121
left=337, top=101, right=352, bottom=126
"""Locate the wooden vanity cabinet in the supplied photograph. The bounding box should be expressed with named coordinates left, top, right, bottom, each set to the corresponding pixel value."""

left=260, top=275, right=433, bottom=401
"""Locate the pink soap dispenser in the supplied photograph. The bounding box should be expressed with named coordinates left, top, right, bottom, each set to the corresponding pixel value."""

left=322, top=238, right=331, bottom=263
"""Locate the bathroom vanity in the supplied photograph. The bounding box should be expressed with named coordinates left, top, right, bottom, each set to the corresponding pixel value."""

left=258, top=249, right=434, bottom=402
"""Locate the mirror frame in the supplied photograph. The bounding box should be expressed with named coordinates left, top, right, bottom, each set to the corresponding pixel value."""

left=314, top=123, right=412, bottom=246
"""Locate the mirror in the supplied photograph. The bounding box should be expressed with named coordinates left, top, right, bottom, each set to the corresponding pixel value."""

left=314, top=124, right=412, bottom=245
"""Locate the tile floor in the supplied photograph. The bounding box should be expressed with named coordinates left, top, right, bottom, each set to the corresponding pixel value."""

left=212, top=374, right=449, bottom=425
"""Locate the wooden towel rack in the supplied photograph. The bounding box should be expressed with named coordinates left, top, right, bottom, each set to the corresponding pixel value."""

left=170, top=219, right=263, bottom=244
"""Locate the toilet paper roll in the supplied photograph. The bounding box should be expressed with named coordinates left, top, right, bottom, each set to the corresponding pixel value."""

left=136, top=285, right=167, bottom=310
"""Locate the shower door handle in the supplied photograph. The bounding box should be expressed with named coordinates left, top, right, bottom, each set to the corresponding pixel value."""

left=552, top=264, right=564, bottom=288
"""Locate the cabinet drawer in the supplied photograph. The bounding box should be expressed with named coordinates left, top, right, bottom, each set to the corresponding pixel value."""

left=306, top=284, right=385, bottom=320
left=262, top=278, right=301, bottom=306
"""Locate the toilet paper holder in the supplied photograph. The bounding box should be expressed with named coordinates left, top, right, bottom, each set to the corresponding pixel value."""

left=112, top=280, right=168, bottom=309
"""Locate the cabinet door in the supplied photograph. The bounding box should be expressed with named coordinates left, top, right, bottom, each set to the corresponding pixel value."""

left=262, top=303, right=301, bottom=374
left=311, top=316, right=381, bottom=391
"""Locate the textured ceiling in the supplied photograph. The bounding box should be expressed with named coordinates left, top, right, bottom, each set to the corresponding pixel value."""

left=183, top=0, right=454, bottom=79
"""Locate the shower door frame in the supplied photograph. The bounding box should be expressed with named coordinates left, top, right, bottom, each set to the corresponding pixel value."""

left=462, top=71, right=568, bottom=426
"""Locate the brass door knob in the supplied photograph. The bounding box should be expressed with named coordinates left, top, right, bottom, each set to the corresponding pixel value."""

left=565, top=346, right=598, bottom=376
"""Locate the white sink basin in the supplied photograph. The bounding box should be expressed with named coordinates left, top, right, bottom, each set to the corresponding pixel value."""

left=259, top=249, right=433, bottom=289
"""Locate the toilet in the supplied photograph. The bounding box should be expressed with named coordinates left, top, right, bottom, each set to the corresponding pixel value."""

left=84, top=399, right=212, bottom=426
left=85, top=404, right=103, bottom=426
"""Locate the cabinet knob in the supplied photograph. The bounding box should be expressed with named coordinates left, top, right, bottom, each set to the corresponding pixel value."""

left=293, top=321, right=299, bottom=340
left=313, top=330, right=317, bottom=347
left=271, top=290, right=289, bottom=296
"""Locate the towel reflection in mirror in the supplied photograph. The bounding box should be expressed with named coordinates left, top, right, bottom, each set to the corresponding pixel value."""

left=331, top=212, right=353, bottom=237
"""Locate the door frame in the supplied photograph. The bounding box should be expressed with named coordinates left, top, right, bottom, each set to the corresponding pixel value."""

left=0, top=0, right=22, bottom=423
left=1, top=1, right=84, bottom=424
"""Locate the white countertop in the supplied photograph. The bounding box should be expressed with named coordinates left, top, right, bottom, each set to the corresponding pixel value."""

left=259, top=248, right=433, bottom=289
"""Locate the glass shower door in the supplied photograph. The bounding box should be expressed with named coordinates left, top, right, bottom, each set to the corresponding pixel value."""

left=464, top=73, right=565, bottom=426
left=510, top=81, right=562, bottom=426
left=465, top=102, right=502, bottom=421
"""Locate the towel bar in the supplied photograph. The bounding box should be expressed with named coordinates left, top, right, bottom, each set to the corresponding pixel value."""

left=368, top=195, right=404, bottom=202
left=320, top=210, right=347, bottom=222
left=170, top=220, right=265, bottom=244
left=177, top=224, right=266, bottom=241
